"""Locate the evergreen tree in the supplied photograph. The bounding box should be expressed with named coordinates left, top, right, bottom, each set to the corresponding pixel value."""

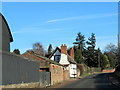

left=86, top=33, right=96, bottom=50
left=48, top=44, right=53, bottom=54
left=85, top=33, right=96, bottom=67
left=74, top=46, right=81, bottom=63
left=13, top=49, right=20, bottom=55
left=73, top=32, right=85, bottom=63
left=94, top=48, right=102, bottom=67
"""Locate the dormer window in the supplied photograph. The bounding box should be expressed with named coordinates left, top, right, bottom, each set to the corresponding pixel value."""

left=54, top=55, right=61, bottom=63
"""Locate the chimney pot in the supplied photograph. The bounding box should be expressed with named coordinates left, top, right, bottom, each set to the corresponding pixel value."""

left=70, top=47, right=74, bottom=60
left=61, top=44, right=67, bottom=55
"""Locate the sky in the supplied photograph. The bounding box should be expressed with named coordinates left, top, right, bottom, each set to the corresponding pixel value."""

left=1, top=2, right=118, bottom=53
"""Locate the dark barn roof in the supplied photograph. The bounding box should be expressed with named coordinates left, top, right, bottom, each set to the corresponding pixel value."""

left=22, top=51, right=63, bottom=67
left=0, top=13, right=13, bottom=42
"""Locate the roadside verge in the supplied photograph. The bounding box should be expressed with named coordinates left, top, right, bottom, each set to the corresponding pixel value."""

left=108, top=73, right=120, bottom=88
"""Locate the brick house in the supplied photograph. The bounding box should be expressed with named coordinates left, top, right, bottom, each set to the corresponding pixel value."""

left=22, top=51, right=64, bottom=85
left=49, top=44, right=77, bottom=78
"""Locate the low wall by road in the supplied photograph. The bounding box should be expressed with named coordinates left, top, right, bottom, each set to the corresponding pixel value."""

left=0, top=51, right=70, bottom=87
left=50, top=64, right=63, bottom=85
left=63, top=70, right=69, bottom=81
left=39, top=72, right=50, bottom=86
left=102, top=69, right=115, bottom=73
left=1, top=51, right=50, bottom=87
left=1, top=51, right=40, bottom=85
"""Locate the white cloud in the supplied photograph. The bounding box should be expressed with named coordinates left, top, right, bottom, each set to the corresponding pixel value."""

left=1, top=0, right=119, bottom=2
left=12, top=28, right=65, bottom=34
left=47, top=13, right=117, bottom=23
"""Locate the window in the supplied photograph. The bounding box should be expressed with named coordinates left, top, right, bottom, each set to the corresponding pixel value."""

left=63, top=66, right=68, bottom=70
left=54, top=55, right=60, bottom=63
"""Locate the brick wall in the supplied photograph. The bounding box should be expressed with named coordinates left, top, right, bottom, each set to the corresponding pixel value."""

left=102, top=69, right=115, bottom=73
left=61, top=44, right=67, bottom=55
left=63, top=70, right=69, bottom=81
left=50, top=64, right=63, bottom=85
left=77, top=69, right=80, bottom=77
left=70, top=48, right=74, bottom=60
left=22, top=51, right=71, bottom=85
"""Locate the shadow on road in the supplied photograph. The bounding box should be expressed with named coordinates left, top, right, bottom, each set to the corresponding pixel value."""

left=48, top=73, right=120, bottom=89
left=93, top=73, right=119, bottom=89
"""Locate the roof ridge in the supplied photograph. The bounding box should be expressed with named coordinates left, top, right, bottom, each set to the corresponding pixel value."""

left=28, top=51, right=63, bottom=66
left=48, top=47, right=61, bottom=58
left=67, top=54, right=76, bottom=64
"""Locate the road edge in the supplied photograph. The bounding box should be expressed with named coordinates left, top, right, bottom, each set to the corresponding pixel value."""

left=108, top=73, right=120, bottom=88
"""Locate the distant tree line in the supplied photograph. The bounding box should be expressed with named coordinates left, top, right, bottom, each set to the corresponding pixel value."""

left=73, top=32, right=119, bottom=70
left=27, top=42, right=53, bottom=57
left=15, top=32, right=118, bottom=70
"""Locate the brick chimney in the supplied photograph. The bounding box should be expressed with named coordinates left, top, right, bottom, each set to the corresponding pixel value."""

left=61, top=44, right=67, bottom=55
left=70, top=47, right=74, bottom=60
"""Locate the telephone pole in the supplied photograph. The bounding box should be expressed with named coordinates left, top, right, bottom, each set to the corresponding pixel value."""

left=118, top=2, right=120, bottom=65
left=118, top=31, right=120, bottom=65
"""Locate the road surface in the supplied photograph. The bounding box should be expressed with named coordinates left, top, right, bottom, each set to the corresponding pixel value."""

left=51, top=73, right=119, bottom=89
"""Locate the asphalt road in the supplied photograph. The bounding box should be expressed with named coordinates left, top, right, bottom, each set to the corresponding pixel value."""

left=53, top=73, right=120, bottom=89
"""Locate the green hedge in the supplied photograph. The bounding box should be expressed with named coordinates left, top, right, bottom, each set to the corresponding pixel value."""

left=77, top=64, right=102, bottom=77
left=93, top=68, right=102, bottom=72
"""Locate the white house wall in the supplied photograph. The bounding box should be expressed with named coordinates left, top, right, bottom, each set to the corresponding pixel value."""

left=69, top=64, right=77, bottom=78
left=50, top=48, right=77, bottom=78
left=59, top=54, right=69, bottom=65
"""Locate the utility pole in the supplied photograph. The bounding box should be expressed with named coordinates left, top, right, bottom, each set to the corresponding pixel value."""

left=118, top=32, right=120, bottom=65
left=98, top=52, right=100, bottom=68
left=118, top=2, right=120, bottom=65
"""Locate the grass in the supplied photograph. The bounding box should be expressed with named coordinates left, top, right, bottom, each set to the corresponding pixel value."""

left=81, top=72, right=93, bottom=78
left=81, top=71, right=103, bottom=78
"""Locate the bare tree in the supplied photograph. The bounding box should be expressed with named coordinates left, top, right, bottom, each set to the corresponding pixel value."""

left=32, top=42, right=45, bottom=56
left=105, top=43, right=118, bottom=55
left=105, top=43, right=118, bottom=68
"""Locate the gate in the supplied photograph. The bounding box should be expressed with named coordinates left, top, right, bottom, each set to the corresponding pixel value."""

left=39, top=72, right=51, bottom=86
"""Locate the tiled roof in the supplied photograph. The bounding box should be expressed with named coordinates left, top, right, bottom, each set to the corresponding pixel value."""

left=23, top=51, right=63, bottom=66
left=67, top=54, right=76, bottom=64
left=32, top=52, right=63, bottom=66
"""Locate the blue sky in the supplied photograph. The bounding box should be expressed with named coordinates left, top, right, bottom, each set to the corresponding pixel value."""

left=2, top=2, right=118, bottom=53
